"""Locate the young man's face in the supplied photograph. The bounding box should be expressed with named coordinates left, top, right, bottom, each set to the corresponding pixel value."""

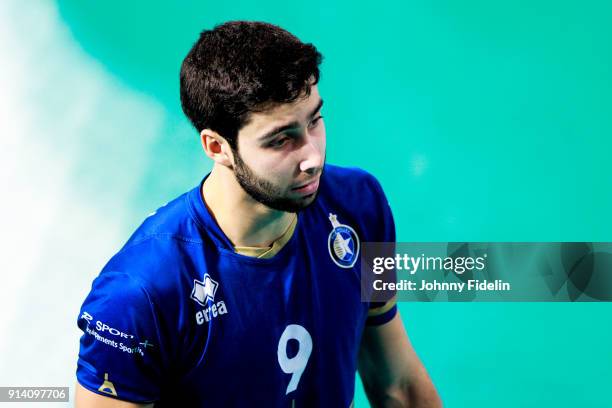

left=232, top=84, right=326, bottom=213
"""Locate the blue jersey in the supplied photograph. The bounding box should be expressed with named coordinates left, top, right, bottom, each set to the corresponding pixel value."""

left=76, top=164, right=396, bottom=407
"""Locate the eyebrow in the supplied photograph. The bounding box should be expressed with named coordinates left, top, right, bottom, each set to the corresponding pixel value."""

left=258, top=99, right=324, bottom=142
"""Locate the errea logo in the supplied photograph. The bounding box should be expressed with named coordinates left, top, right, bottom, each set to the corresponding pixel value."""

left=190, top=274, right=219, bottom=306
left=191, top=274, right=228, bottom=325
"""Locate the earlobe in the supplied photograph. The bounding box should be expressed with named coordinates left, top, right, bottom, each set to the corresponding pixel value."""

left=200, top=129, right=233, bottom=167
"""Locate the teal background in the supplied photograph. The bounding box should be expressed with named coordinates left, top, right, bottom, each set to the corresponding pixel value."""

left=14, top=0, right=609, bottom=406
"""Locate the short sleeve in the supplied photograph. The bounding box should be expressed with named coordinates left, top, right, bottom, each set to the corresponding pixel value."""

left=366, top=297, right=397, bottom=326
left=76, top=271, right=166, bottom=403
left=366, top=174, right=397, bottom=326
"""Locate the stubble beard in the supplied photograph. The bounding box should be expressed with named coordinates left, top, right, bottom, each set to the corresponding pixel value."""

left=232, top=151, right=323, bottom=213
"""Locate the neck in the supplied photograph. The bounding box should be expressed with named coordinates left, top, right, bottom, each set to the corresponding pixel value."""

left=202, top=164, right=295, bottom=247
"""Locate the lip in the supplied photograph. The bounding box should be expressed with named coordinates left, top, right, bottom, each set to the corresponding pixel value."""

left=292, top=178, right=320, bottom=195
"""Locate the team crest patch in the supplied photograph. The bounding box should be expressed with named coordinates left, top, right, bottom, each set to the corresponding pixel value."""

left=327, top=213, right=360, bottom=268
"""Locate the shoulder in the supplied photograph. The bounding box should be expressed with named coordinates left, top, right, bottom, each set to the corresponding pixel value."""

left=315, top=164, right=395, bottom=242
left=320, top=164, right=385, bottom=196
left=112, top=186, right=207, bottom=273
left=318, top=164, right=390, bottom=215
left=124, top=187, right=204, bottom=248
left=84, top=271, right=154, bottom=314
left=87, top=239, right=193, bottom=349
left=98, top=186, right=210, bottom=298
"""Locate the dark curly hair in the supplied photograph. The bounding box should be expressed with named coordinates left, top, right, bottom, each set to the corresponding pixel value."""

left=180, top=21, right=323, bottom=150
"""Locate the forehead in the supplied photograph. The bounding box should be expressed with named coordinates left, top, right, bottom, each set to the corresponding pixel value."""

left=239, top=85, right=322, bottom=140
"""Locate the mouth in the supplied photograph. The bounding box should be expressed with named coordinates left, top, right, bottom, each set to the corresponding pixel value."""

left=291, top=178, right=320, bottom=195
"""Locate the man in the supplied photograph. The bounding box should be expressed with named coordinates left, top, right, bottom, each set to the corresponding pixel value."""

left=75, top=21, right=441, bottom=407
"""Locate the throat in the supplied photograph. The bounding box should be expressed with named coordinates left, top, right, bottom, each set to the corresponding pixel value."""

left=234, top=214, right=297, bottom=258
left=202, top=171, right=297, bottom=250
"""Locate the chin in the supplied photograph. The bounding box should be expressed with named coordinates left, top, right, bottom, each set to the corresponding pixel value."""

left=295, top=191, right=320, bottom=208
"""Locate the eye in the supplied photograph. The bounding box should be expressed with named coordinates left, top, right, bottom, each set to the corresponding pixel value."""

left=268, top=136, right=290, bottom=148
left=308, top=116, right=324, bottom=129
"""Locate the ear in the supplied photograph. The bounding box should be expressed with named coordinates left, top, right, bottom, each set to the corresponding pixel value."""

left=200, top=129, right=234, bottom=167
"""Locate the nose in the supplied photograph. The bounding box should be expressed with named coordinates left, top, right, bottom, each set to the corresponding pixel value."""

left=299, top=136, right=324, bottom=175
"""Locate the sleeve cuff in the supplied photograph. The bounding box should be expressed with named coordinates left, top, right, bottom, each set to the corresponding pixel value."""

left=76, top=360, right=158, bottom=404
left=366, top=304, right=397, bottom=326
